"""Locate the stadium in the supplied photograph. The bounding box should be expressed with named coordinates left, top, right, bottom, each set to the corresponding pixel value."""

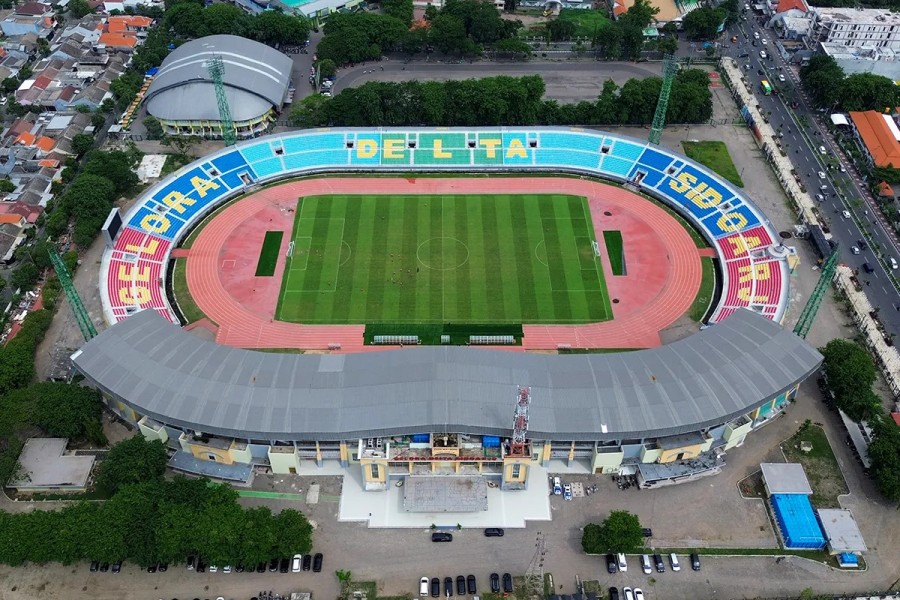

left=72, top=127, right=822, bottom=496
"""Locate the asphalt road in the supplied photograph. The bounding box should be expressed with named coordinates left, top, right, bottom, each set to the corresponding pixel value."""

left=722, top=13, right=900, bottom=336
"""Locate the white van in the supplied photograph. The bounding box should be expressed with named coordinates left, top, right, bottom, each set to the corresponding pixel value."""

left=552, top=477, right=562, bottom=495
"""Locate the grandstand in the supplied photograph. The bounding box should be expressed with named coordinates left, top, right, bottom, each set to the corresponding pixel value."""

left=79, top=127, right=816, bottom=492
left=142, top=35, right=293, bottom=140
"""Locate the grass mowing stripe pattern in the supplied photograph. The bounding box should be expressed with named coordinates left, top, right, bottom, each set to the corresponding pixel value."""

left=276, top=194, right=612, bottom=325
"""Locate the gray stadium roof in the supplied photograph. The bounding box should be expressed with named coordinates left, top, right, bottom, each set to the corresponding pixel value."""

left=72, top=309, right=822, bottom=442
left=143, top=35, right=293, bottom=122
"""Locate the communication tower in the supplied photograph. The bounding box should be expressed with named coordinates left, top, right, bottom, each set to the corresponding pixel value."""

left=207, top=55, right=237, bottom=146
left=509, top=386, right=531, bottom=457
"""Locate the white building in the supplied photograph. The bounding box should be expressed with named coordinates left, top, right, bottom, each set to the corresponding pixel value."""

left=820, top=42, right=900, bottom=79
left=811, top=7, right=900, bottom=51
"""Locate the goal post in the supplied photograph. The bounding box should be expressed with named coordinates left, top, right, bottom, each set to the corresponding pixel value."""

left=287, top=240, right=295, bottom=258
left=591, top=241, right=600, bottom=257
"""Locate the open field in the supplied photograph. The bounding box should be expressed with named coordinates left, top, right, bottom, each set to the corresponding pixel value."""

left=682, top=141, right=745, bottom=188
left=781, top=423, right=848, bottom=509
left=275, top=194, right=612, bottom=325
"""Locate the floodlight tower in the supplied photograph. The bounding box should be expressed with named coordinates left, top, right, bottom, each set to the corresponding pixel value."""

left=793, top=247, right=840, bottom=339
left=207, top=55, right=237, bottom=147
left=48, top=247, right=96, bottom=341
left=509, top=386, right=531, bottom=457
left=648, top=54, right=679, bottom=146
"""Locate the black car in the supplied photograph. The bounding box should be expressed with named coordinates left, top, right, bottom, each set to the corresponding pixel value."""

left=257, top=561, right=268, bottom=573
left=641, top=528, right=652, bottom=538
left=431, top=532, right=453, bottom=542
left=431, top=577, right=441, bottom=598
left=99, top=562, right=109, bottom=572
left=279, top=557, right=290, bottom=573
left=863, top=262, right=875, bottom=273
left=235, top=563, right=245, bottom=573
left=186, top=555, right=196, bottom=570
left=196, top=560, right=207, bottom=573
left=444, top=577, right=453, bottom=597
left=302, top=554, right=312, bottom=571
left=690, top=553, right=701, bottom=571
left=247, top=563, right=256, bottom=573
left=158, top=563, right=168, bottom=572
left=111, top=561, right=123, bottom=574
left=502, top=573, right=513, bottom=593
left=653, top=554, right=665, bottom=573
left=456, top=575, right=466, bottom=595
left=89, top=561, right=99, bottom=572
left=609, top=588, right=619, bottom=600
left=466, top=575, right=476, bottom=595
left=858, top=240, right=868, bottom=251
left=313, top=553, right=323, bottom=573
left=269, top=558, right=279, bottom=572
left=484, top=528, right=504, bottom=537
left=147, top=563, right=157, bottom=573
left=490, top=573, right=500, bottom=594
left=606, top=554, right=617, bottom=574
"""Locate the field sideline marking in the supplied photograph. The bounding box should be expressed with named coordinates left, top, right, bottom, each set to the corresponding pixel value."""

left=540, top=217, right=603, bottom=294
left=581, top=195, right=612, bottom=316
left=282, top=218, right=345, bottom=294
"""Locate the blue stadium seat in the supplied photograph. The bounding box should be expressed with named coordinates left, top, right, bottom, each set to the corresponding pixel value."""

left=210, top=150, right=248, bottom=174
left=239, top=143, right=275, bottom=163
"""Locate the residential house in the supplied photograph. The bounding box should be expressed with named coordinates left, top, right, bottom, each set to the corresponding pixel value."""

left=0, top=3, right=56, bottom=38
left=98, top=15, right=153, bottom=52
left=0, top=221, right=27, bottom=264
left=103, top=0, right=163, bottom=13
left=849, top=110, right=900, bottom=169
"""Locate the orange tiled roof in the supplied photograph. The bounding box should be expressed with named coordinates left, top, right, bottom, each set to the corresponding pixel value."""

left=106, top=15, right=152, bottom=33
left=99, top=33, right=138, bottom=48
left=35, top=136, right=55, bottom=152
left=892, top=412, right=900, bottom=426
left=851, top=111, right=900, bottom=168
left=38, top=158, right=59, bottom=168
left=0, top=214, right=24, bottom=225
left=15, top=131, right=36, bottom=146
left=879, top=181, right=894, bottom=196
left=776, top=0, right=808, bottom=13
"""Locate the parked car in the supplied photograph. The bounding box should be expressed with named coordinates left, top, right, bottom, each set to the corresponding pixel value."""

left=640, top=555, right=651, bottom=574
left=197, top=559, right=207, bottom=573
left=158, top=563, right=168, bottom=572
left=502, top=573, right=513, bottom=593
left=623, top=587, right=635, bottom=600
left=313, top=553, right=323, bottom=572
left=147, top=563, right=157, bottom=573
left=444, top=576, right=454, bottom=597
left=815, top=193, right=824, bottom=202
left=257, top=561, right=267, bottom=573
left=641, top=528, right=652, bottom=537
left=90, top=561, right=99, bottom=572
left=653, top=554, right=665, bottom=573
left=857, top=240, right=868, bottom=250
left=279, top=557, right=290, bottom=573
left=563, top=484, right=573, bottom=501
left=759, top=50, right=767, bottom=59
left=669, top=554, right=681, bottom=571
left=209, top=565, right=218, bottom=573
left=432, top=532, right=453, bottom=542
left=634, top=589, right=645, bottom=600
left=420, top=577, right=430, bottom=597
left=891, top=257, right=898, bottom=270
left=484, top=528, right=504, bottom=537
left=234, top=563, right=243, bottom=573
left=303, top=554, right=312, bottom=571
left=617, top=553, right=628, bottom=572
left=690, top=553, right=701, bottom=571
left=186, top=555, right=196, bottom=570
left=431, top=578, right=441, bottom=598
left=99, top=562, right=110, bottom=572
left=269, top=558, right=279, bottom=572
left=819, top=145, right=827, bottom=155
left=456, top=575, right=466, bottom=595
left=606, top=554, right=617, bottom=574
left=112, top=561, right=122, bottom=574
left=292, top=554, right=302, bottom=573
left=467, top=575, right=477, bottom=594
left=609, top=588, right=619, bottom=600
left=490, top=573, right=501, bottom=593
left=778, top=73, right=785, bottom=82
left=552, top=477, right=562, bottom=495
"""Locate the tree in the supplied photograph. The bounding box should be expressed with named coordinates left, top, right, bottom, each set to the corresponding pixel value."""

left=819, top=338, right=880, bottom=422
left=248, top=11, right=310, bottom=46
left=867, top=415, right=900, bottom=502
left=27, top=382, right=107, bottom=445
left=72, top=133, right=94, bottom=157
left=581, top=511, right=644, bottom=554
left=838, top=72, right=900, bottom=112
left=289, top=93, right=331, bottom=128
left=67, top=0, right=93, bottom=17
left=317, top=58, right=337, bottom=79
left=142, top=116, right=165, bottom=140
left=657, top=36, right=678, bottom=55
left=1, top=77, right=19, bottom=93
left=95, top=437, right=168, bottom=495
left=202, top=2, right=249, bottom=35
left=273, top=509, right=314, bottom=556
left=800, top=55, right=844, bottom=109
left=547, top=18, right=577, bottom=42
left=382, top=0, right=413, bottom=26
left=82, top=150, right=139, bottom=196
left=10, top=262, right=39, bottom=291
left=682, top=7, right=725, bottom=40
left=0, top=179, right=15, bottom=194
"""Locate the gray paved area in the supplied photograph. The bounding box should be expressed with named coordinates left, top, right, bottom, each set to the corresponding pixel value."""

left=7, top=438, right=94, bottom=490
left=402, top=476, right=489, bottom=513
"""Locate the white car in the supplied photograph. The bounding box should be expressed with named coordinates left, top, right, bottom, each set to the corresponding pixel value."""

left=842, top=210, right=851, bottom=219
left=891, top=257, right=898, bottom=270
left=815, top=194, right=824, bottom=202
left=640, top=554, right=652, bottom=574
left=819, top=145, right=827, bottom=155
left=292, top=554, right=302, bottom=573
left=623, top=587, right=635, bottom=600
left=851, top=246, right=860, bottom=255
left=563, top=483, right=573, bottom=501
left=209, top=565, right=218, bottom=573
left=817, top=171, right=826, bottom=179
left=761, top=38, right=768, bottom=44
left=778, top=73, right=786, bottom=82
left=420, top=577, right=430, bottom=596
left=759, top=50, right=767, bottom=59
left=634, top=589, right=645, bottom=600
left=670, top=553, right=681, bottom=571
left=839, top=165, right=847, bottom=173
left=617, top=553, right=628, bottom=572
left=553, top=477, right=562, bottom=495
left=753, top=31, right=759, bottom=39
left=222, top=565, right=232, bottom=573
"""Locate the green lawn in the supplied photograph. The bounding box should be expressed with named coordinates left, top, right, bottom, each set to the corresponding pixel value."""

left=689, top=257, right=715, bottom=321
left=603, top=230, right=624, bottom=276
left=275, top=194, right=612, bottom=325
left=682, top=141, right=745, bottom=188
left=555, top=9, right=611, bottom=39
left=781, top=423, right=848, bottom=509
left=255, top=231, right=283, bottom=276
left=172, top=258, right=210, bottom=325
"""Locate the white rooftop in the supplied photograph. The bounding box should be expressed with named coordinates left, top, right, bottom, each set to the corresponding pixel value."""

left=817, top=509, right=867, bottom=553
left=7, top=438, right=95, bottom=490
left=760, top=462, right=813, bottom=495
left=812, top=6, right=900, bottom=26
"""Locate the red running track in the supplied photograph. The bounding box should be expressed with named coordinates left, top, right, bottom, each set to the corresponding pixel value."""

left=184, top=177, right=702, bottom=351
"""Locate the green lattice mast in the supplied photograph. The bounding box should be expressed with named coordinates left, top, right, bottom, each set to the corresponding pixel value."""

left=793, top=247, right=840, bottom=339
left=207, top=55, right=236, bottom=147
left=49, top=247, right=97, bottom=341
left=648, top=55, right=679, bottom=146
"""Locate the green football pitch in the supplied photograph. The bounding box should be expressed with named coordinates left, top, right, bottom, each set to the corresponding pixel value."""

left=275, top=194, right=612, bottom=324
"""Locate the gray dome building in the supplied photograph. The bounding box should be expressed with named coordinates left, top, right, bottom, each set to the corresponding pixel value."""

left=143, top=35, right=293, bottom=139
